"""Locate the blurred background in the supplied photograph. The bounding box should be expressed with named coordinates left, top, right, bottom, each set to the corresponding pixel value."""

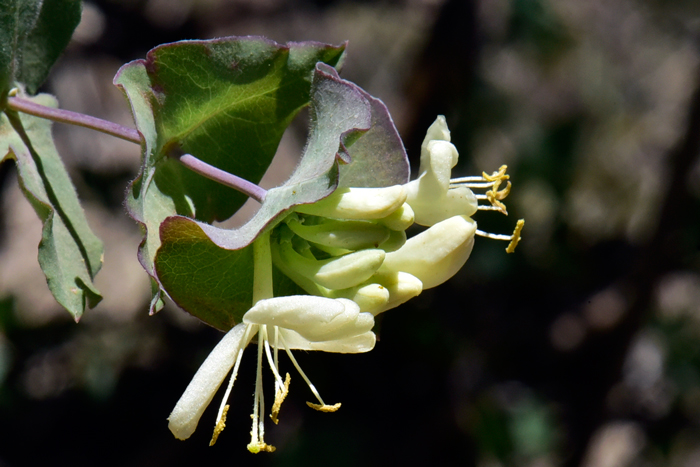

left=1, top=0, right=700, bottom=465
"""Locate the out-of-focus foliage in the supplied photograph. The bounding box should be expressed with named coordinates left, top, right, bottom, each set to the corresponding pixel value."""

left=0, top=0, right=699, bottom=466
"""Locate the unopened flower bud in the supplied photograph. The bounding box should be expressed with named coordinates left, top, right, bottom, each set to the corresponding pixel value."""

left=369, top=271, right=423, bottom=315
left=378, top=203, right=414, bottom=231
left=378, top=229, right=407, bottom=252
left=276, top=240, right=385, bottom=290
left=378, top=215, right=476, bottom=289
left=295, top=185, right=407, bottom=220
left=286, top=217, right=390, bottom=250
left=330, top=282, right=390, bottom=314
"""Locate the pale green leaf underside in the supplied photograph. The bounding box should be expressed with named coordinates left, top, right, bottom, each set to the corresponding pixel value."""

left=0, top=92, right=103, bottom=320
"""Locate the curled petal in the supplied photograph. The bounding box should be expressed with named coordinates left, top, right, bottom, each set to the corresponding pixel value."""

left=405, top=117, right=478, bottom=226
left=168, top=323, right=252, bottom=440
left=280, top=327, right=377, bottom=353
left=243, top=296, right=374, bottom=343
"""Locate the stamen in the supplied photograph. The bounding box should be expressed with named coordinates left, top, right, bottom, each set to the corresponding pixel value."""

left=262, top=327, right=285, bottom=388
left=273, top=327, right=279, bottom=390
left=451, top=181, right=496, bottom=189
left=477, top=205, right=508, bottom=212
left=247, top=330, right=276, bottom=453
left=270, top=373, right=291, bottom=424
left=278, top=333, right=340, bottom=411
left=475, top=230, right=513, bottom=241
left=450, top=175, right=488, bottom=183
left=210, top=405, right=228, bottom=446
left=506, top=219, right=525, bottom=254
left=475, top=218, right=525, bottom=253
left=210, top=324, right=253, bottom=445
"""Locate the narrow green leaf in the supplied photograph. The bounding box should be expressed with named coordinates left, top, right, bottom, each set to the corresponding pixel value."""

left=0, top=0, right=41, bottom=98
left=18, top=0, right=82, bottom=94
left=114, top=36, right=346, bottom=313
left=0, top=0, right=82, bottom=97
left=155, top=63, right=373, bottom=329
left=0, top=92, right=103, bottom=320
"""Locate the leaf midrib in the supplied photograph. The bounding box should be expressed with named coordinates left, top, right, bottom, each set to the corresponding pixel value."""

left=161, top=69, right=305, bottom=148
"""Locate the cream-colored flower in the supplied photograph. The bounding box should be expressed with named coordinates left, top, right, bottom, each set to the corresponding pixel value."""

left=169, top=115, right=524, bottom=453
left=168, top=295, right=375, bottom=452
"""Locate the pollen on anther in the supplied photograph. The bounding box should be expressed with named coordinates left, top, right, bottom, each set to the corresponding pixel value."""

left=210, top=405, right=229, bottom=446
left=270, top=373, right=291, bottom=425
left=307, top=402, right=342, bottom=412
left=506, top=219, right=525, bottom=254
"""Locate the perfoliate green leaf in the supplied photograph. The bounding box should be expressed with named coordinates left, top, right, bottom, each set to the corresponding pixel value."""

left=0, top=92, right=103, bottom=321
left=155, top=63, right=373, bottom=328
left=0, top=0, right=82, bottom=98
left=114, top=36, right=346, bottom=314
left=339, top=88, right=409, bottom=188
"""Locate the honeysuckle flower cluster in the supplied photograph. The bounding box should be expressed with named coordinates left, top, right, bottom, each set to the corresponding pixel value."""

left=167, top=116, right=524, bottom=452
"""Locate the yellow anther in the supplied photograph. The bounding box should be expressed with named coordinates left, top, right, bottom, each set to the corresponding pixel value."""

left=486, top=186, right=509, bottom=214
left=209, top=405, right=229, bottom=446
left=306, top=402, right=342, bottom=412
left=270, top=373, right=291, bottom=425
left=482, top=165, right=509, bottom=182
left=506, top=219, right=525, bottom=253
left=490, top=180, right=511, bottom=200
left=247, top=442, right=276, bottom=453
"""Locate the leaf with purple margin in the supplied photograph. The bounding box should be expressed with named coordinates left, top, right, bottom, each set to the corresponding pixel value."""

left=114, top=37, right=346, bottom=314
left=154, top=64, right=376, bottom=329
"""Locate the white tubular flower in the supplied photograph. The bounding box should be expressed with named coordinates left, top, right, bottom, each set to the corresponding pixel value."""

left=168, top=295, right=375, bottom=453
left=168, top=323, right=253, bottom=441
left=379, top=215, right=477, bottom=290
